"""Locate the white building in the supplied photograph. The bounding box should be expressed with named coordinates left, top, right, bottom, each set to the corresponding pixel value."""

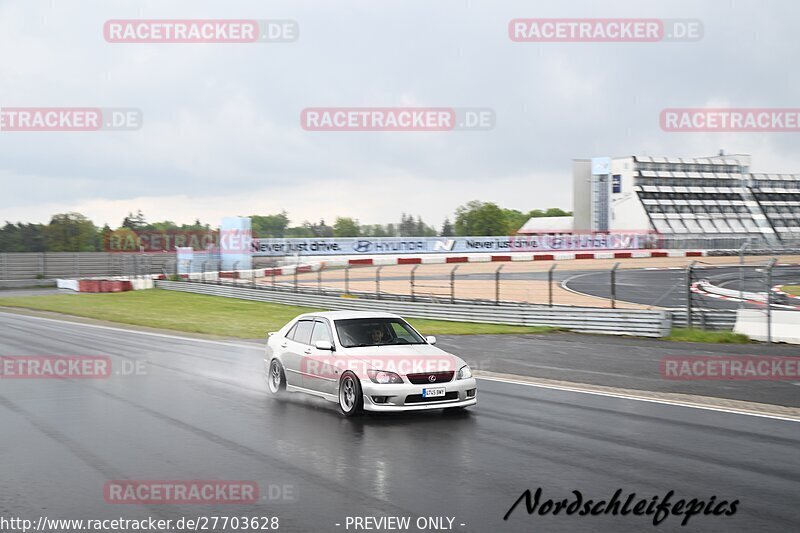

left=518, top=216, right=574, bottom=234
left=570, top=154, right=800, bottom=247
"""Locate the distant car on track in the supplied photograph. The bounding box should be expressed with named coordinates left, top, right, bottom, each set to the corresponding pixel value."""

left=264, top=311, right=477, bottom=416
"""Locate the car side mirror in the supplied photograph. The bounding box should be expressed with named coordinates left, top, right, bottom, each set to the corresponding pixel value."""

left=425, top=335, right=437, bottom=345
left=314, top=340, right=334, bottom=351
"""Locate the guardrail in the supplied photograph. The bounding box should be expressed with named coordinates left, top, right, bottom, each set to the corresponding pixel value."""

left=155, top=280, right=671, bottom=337
left=696, top=279, right=767, bottom=302
left=669, top=309, right=737, bottom=330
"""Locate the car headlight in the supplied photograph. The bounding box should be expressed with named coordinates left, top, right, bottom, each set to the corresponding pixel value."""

left=368, top=369, right=403, bottom=384
left=457, top=365, right=472, bottom=380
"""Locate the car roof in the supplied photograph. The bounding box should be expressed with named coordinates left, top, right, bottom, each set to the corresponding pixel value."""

left=294, top=310, right=404, bottom=321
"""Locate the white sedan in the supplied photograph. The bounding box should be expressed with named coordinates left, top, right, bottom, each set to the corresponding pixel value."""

left=264, top=311, right=477, bottom=416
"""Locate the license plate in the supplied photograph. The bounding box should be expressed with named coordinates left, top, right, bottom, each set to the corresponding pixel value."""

left=422, top=387, right=445, bottom=398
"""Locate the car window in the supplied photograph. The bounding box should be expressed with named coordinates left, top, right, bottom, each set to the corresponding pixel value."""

left=390, top=322, right=417, bottom=343
left=285, top=322, right=298, bottom=340
left=310, top=320, right=333, bottom=345
left=292, top=320, right=314, bottom=345
left=335, top=318, right=426, bottom=348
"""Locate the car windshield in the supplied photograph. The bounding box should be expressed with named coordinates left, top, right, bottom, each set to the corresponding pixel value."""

left=334, top=318, right=426, bottom=348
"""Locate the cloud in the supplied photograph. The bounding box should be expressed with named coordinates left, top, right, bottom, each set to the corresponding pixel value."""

left=1, top=0, right=798, bottom=227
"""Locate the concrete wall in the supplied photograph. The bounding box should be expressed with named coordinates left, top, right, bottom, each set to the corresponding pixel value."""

left=610, top=156, right=651, bottom=232
left=572, top=159, right=592, bottom=231
left=734, top=309, right=800, bottom=344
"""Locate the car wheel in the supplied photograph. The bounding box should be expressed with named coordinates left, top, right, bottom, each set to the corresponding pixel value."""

left=267, top=359, right=286, bottom=396
left=338, top=372, right=364, bottom=417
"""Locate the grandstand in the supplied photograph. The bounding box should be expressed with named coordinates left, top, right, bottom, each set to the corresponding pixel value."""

left=570, top=153, right=800, bottom=248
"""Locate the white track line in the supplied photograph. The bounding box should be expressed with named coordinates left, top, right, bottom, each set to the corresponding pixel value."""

left=0, top=310, right=264, bottom=350
left=477, top=375, right=800, bottom=423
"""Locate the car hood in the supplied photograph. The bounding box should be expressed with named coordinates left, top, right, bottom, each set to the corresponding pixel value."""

left=338, top=344, right=466, bottom=373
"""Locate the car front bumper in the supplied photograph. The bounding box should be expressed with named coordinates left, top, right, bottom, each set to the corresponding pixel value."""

left=360, top=377, right=477, bottom=412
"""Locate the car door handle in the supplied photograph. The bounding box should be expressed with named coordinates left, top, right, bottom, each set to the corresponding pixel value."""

left=303, top=348, right=312, bottom=354
left=280, top=343, right=288, bottom=348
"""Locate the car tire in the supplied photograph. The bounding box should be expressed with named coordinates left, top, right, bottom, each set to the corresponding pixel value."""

left=338, top=372, right=364, bottom=417
left=267, top=359, right=287, bottom=396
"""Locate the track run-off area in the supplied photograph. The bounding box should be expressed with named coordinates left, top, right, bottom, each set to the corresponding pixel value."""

left=0, top=310, right=797, bottom=532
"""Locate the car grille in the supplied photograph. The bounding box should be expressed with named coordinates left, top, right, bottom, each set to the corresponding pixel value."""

left=405, top=392, right=459, bottom=404
left=407, top=371, right=454, bottom=384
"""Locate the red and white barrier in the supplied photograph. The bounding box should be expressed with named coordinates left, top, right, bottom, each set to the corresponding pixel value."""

left=58, top=278, right=137, bottom=293
left=692, top=280, right=800, bottom=310
left=260, top=250, right=708, bottom=276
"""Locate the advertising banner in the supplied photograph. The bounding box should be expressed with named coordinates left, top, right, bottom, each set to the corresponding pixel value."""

left=250, top=234, right=651, bottom=257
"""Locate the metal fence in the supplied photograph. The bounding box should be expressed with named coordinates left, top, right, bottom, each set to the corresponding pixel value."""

left=264, top=257, right=799, bottom=311
left=155, top=280, right=671, bottom=337
left=0, top=252, right=176, bottom=281
left=684, top=257, right=800, bottom=340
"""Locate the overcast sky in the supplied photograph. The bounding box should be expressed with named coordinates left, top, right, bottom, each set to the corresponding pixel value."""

left=1, top=0, right=798, bottom=229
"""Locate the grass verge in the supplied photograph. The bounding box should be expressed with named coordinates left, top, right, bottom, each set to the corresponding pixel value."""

left=664, top=328, right=750, bottom=344
left=0, top=289, right=559, bottom=338
left=782, top=285, right=800, bottom=297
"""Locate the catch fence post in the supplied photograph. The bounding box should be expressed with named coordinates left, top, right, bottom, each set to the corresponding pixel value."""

left=610, top=262, right=620, bottom=309
left=548, top=263, right=557, bottom=308
left=495, top=264, right=504, bottom=305
left=450, top=264, right=460, bottom=304
left=410, top=264, right=419, bottom=302
left=765, top=258, right=777, bottom=344
left=376, top=265, right=383, bottom=300
left=686, top=260, right=697, bottom=328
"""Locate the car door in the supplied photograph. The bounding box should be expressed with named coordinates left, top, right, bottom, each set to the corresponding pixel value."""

left=302, top=319, right=338, bottom=395
left=282, top=319, right=314, bottom=387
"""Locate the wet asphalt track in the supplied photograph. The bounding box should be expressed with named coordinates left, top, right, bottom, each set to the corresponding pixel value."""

left=0, top=311, right=798, bottom=532
left=562, top=265, right=800, bottom=310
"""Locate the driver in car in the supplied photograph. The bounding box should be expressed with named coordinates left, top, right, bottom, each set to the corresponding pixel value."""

left=367, top=326, right=387, bottom=345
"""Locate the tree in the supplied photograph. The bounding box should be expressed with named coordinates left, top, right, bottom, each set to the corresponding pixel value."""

left=285, top=224, right=315, bottom=238
left=526, top=207, right=571, bottom=218
left=454, top=201, right=508, bottom=236
left=360, top=224, right=388, bottom=237
left=184, top=218, right=207, bottom=230
left=333, top=217, right=361, bottom=237
left=501, top=209, right=529, bottom=235
left=44, top=213, right=99, bottom=251
left=251, top=212, right=290, bottom=238
left=298, top=219, right=334, bottom=238
left=0, top=222, right=48, bottom=252
left=544, top=207, right=571, bottom=217
left=397, top=214, right=435, bottom=237
left=398, top=213, right=416, bottom=237
left=147, top=220, right=179, bottom=231
left=121, top=210, right=147, bottom=231
left=441, top=218, right=454, bottom=237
